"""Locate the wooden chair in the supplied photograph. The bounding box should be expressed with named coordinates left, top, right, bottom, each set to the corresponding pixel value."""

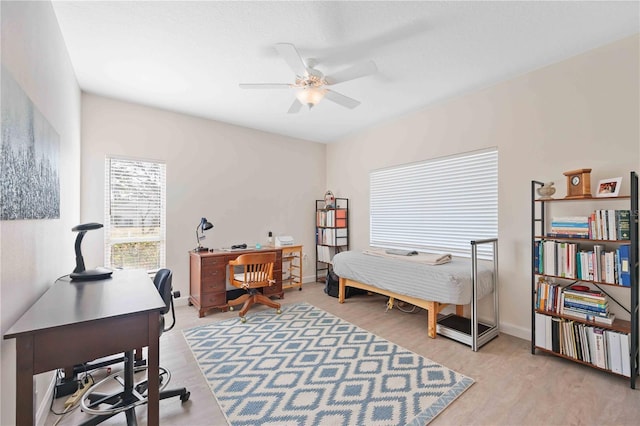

left=228, top=252, right=281, bottom=322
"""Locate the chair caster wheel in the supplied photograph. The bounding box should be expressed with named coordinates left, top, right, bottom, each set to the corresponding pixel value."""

left=229, top=306, right=234, bottom=311
left=276, top=309, right=282, bottom=314
left=241, top=317, right=247, bottom=323
left=181, top=391, right=190, bottom=403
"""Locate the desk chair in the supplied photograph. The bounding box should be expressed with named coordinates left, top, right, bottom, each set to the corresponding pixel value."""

left=79, top=269, right=189, bottom=425
left=228, top=252, right=281, bottom=322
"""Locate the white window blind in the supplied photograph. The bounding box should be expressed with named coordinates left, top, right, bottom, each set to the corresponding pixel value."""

left=370, top=148, right=497, bottom=259
left=105, top=157, right=166, bottom=271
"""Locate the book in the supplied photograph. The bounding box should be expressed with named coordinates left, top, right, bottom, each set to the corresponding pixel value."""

left=607, top=331, right=622, bottom=374
left=620, top=332, right=631, bottom=377
left=594, top=313, right=615, bottom=326
left=534, top=312, right=547, bottom=349
left=593, top=328, right=607, bottom=369
left=618, top=244, right=631, bottom=287
left=551, top=317, right=561, bottom=353
left=616, top=210, right=631, bottom=240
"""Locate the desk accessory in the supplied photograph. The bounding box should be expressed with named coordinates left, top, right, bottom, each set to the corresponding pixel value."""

left=195, top=217, right=214, bottom=252
left=70, top=223, right=112, bottom=281
left=536, top=182, right=556, bottom=200
left=275, top=236, right=294, bottom=247
left=563, top=168, right=592, bottom=199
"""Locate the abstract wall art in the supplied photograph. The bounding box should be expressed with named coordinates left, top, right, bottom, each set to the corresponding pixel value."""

left=1, top=67, right=60, bottom=220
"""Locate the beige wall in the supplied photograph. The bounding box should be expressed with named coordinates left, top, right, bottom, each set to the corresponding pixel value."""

left=80, top=94, right=326, bottom=301
left=327, top=34, right=640, bottom=339
left=0, top=2, right=81, bottom=424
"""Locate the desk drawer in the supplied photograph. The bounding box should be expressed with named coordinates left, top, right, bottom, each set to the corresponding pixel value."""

left=202, top=265, right=224, bottom=280
left=202, top=278, right=226, bottom=293
left=201, top=291, right=226, bottom=308
left=201, top=257, right=226, bottom=267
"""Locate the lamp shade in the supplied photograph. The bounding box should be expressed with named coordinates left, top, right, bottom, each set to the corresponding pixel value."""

left=296, top=87, right=326, bottom=107
left=200, top=217, right=213, bottom=231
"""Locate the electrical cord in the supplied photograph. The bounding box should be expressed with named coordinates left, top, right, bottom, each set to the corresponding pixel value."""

left=395, top=300, right=419, bottom=313
left=49, top=368, right=100, bottom=418
left=54, top=274, right=71, bottom=283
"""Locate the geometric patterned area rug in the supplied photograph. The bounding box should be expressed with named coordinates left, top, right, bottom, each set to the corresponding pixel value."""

left=183, top=303, right=474, bottom=426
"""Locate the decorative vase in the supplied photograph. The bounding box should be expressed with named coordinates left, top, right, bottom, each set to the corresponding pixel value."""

left=537, top=182, right=556, bottom=200
left=324, top=190, right=335, bottom=208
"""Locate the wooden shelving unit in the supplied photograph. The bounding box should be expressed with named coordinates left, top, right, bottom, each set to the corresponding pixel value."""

left=281, top=245, right=303, bottom=291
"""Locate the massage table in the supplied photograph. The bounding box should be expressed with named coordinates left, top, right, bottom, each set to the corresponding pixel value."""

left=333, top=239, right=499, bottom=351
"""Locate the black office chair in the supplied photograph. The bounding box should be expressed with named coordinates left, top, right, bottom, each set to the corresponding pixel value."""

left=79, top=269, right=190, bottom=425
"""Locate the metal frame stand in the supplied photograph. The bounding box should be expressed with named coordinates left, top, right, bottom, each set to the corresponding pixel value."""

left=436, top=238, right=499, bottom=351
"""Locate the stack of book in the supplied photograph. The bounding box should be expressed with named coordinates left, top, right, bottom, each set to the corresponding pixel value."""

left=561, top=285, right=613, bottom=325
left=549, top=216, right=589, bottom=238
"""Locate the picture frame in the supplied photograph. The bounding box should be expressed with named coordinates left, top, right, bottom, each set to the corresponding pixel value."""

left=595, top=177, right=622, bottom=197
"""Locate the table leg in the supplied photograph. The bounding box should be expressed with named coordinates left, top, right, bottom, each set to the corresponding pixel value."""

left=16, top=336, right=35, bottom=425
left=147, top=312, right=160, bottom=426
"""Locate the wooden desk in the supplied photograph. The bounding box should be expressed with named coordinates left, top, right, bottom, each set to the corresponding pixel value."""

left=189, top=247, right=283, bottom=317
left=3, top=269, right=165, bottom=425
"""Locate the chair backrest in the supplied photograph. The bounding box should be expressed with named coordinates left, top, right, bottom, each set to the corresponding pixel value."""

left=153, top=268, right=173, bottom=315
left=228, top=252, right=276, bottom=289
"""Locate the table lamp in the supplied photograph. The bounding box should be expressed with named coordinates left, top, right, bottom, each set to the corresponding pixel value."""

left=70, top=222, right=113, bottom=281
left=195, top=217, right=214, bottom=252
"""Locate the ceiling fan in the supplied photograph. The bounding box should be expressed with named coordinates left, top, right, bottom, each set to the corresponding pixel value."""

left=239, top=43, right=378, bottom=113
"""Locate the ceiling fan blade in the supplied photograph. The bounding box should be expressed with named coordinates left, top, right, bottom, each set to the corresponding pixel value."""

left=275, top=43, right=309, bottom=77
left=324, top=60, right=378, bottom=85
left=287, top=98, right=303, bottom=114
left=239, top=83, right=292, bottom=89
left=324, top=90, right=361, bottom=109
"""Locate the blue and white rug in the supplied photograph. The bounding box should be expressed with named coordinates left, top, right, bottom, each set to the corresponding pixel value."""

left=183, top=303, right=473, bottom=425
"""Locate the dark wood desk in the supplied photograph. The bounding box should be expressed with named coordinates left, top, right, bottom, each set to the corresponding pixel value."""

left=189, top=247, right=283, bottom=317
left=3, top=269, right=165, bottom=425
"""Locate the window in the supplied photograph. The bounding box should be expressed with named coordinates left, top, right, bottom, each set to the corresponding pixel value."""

left=105, top=157, right=166, bottom=271
left=370, top=148, right=497, bottom=259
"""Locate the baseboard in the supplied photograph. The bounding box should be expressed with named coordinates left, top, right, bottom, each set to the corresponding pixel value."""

left=498, top=321, right=529, bottom=341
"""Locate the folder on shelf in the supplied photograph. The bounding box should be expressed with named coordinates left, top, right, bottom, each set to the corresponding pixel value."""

left=618, top=244, right=631, bottom=287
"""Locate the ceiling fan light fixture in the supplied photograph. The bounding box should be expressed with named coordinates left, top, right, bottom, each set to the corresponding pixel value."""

left=295, top=86, right=327, bottom=108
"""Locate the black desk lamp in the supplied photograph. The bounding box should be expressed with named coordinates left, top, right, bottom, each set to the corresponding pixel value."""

left=195, top=217, right=214, bottom=252
left=70, top=223, right=113, bottom=281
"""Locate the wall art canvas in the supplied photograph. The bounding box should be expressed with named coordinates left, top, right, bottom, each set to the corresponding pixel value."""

left=1, top=68, right=60, bottom=220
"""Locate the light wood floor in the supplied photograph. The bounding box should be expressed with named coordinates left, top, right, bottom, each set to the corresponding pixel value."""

left=45, top=282, right=640, bottom=425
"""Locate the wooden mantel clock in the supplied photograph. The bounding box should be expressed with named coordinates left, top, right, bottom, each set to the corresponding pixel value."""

left=563, top=168, right=592, bottom=199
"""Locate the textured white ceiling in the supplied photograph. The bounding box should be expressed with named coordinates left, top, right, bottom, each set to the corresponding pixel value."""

left=51, top=1, right=639, bottom=143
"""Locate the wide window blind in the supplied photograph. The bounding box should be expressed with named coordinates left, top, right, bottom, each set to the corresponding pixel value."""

left=370, top=148, right=497, bottom=259
left=105, top=157, right=166, bottom=271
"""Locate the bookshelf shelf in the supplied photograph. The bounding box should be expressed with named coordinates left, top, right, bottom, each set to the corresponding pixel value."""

left=315, top=197, right=349, bottom=282
left=531, top=171, right=638, bottom=388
